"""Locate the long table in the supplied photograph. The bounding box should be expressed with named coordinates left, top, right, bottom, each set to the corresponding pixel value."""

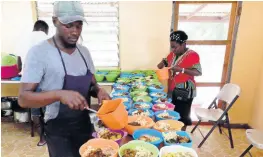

left=89, top=104, right=165, bottom=149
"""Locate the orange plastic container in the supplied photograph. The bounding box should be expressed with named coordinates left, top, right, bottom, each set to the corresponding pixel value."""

left=124, top=116, right=155, bottom=135
left=153, top=119, right=184, bottom=132
left=79, top=138, right=119, bottom=157
left=156, top=67, right=171, bottom=80
left=97, top=99, right=128, bottom=130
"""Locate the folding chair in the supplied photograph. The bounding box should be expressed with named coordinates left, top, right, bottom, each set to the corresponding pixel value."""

left=190, top=83, right=241, bottom=148
left=240, top=129, right=263, bottom=157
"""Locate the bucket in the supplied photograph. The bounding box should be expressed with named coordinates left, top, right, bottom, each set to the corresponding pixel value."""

left=97, top=99, right=128, bottom=130
left=124, top=116, right=155, bottom=135
left=156, top=67, right=170, bottom=80
left=1, top=65, right=19, bottom=79
left=133, top=129, right=163, bottom=147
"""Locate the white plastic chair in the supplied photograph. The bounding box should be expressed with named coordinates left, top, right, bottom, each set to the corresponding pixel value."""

left=191, top=83, right=241, bottom=148
left=240, top=129, right=263, bottom=157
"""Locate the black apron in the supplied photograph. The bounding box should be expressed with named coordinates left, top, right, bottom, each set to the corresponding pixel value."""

left=44, top=37, right=93, bottom=157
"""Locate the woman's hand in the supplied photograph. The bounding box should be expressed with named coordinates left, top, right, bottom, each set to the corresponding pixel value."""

left=157, top=61, right=165, bottom=69
left=97, top=88, right=111, bottom=105
left=171, top=66, right=182, bottom=72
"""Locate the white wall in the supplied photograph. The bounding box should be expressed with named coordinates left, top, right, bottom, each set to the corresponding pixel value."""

left=1, top=1, right=34, bottom=55
left=119, top=2, right=172, bottom=70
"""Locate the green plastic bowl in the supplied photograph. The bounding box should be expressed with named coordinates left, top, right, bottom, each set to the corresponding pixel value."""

left=109, top=71, right=121, bottom=75
left=119, top=140, right=159, bottom=157
left=133, top=96, right=152, bottom=102
left=105, top=74, right=118, bottom=82
left=97, top=69, right=109, bottom=72
left=130, top=91, right=148, bottom=98
left=95, top=74, right=105, bottom=82
left=110, top=69, right=121, bottom=73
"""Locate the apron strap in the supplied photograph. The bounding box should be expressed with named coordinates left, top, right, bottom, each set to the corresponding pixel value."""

left=52, top=37, right=91, bottom=75
left=76, top=47, right=90, bottom=75
left=52, top=37, right=67, bottom=75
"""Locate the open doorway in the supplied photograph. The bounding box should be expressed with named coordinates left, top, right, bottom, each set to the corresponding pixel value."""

left=172, top=1, right=241, bottom=122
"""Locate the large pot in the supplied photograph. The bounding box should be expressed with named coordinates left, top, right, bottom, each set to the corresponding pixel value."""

left=1, top=101, right=12, bottom=110
left=14, top=111, right=29, bottom=123
left=1, top=109, right=13, bottom=117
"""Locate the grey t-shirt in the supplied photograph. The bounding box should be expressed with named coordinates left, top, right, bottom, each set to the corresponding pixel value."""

left=21, top=40, right=95, bottom=122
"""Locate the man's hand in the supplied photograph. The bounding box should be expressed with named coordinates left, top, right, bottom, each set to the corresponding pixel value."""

left=97, top=88, right=111, bottom=105
left=56, top=90, right=89, bottom=110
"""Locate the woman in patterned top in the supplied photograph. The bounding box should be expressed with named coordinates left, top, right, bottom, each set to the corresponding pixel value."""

left=157, top=30, right=202, bottom=131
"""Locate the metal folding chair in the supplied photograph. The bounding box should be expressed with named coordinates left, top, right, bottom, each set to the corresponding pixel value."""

left=190, top=83, right=241, bottom=148
left=240, top=129, right=263, bottom=157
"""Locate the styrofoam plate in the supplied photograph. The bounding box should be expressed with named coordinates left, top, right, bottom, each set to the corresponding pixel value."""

left=159, top=145, right=198, bottom=157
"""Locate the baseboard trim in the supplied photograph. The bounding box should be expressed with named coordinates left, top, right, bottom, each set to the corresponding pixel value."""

left=193, top=122, right=252, bottom=129
left=222, top=123, right=252, bottom=129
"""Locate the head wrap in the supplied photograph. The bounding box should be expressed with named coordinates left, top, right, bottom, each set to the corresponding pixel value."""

left=170, top=30, right=188, bottom=44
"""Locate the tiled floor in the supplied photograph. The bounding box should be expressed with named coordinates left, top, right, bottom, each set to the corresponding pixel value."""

left=1, top=121, right=263, bottom=157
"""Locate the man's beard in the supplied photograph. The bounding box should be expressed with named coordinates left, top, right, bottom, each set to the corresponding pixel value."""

left=59, top=36, right=77, bottom=48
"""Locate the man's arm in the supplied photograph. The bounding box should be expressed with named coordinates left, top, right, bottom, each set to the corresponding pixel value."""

left=89, top=74, right=111, bottom=104
left=18, top=83, right=60, bottom=108
left=18, top=45, right=56, bottom=108
left=90, top=75, right=101, bottom=98
left=19, top=83, right=89, bottom=110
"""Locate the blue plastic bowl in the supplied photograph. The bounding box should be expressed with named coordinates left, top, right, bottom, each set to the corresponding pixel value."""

left=148, top=85, right=164, bottom=93
left=124, top=102, right=132, bottom=110
left=120, top=75, right=132, bottom=78
left=128, top=109, right=154, bottom=118
left=154, top=110, right=180, bottom=121
left=133, top=129, right=163, bottom=147
left=163, top=131, right=193, bottom=148
left=120, top=73, right=133, bottom=77
left=113, top=85, right=130, bottom=92
left=149, top=92, right=167, bottom=99
left=96, top=71, right=108, bottom=75
left=152, top=98, right=172, bottom=105
left=111, top=91, right=130, bottom=97
left=133, top=74, right=145, bottom=77
left=133, top=102, right=153, bottom=109
left=112, top=96, right=131, bottom=103
left=113, top=82, right=130, bottom=87
left=130, top=81, right=146, bottom=86
left=151, top=97, right=168, bottom=104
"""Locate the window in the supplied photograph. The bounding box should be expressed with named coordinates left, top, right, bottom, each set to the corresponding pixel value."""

left=36, top=1, right=119, bottom=67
